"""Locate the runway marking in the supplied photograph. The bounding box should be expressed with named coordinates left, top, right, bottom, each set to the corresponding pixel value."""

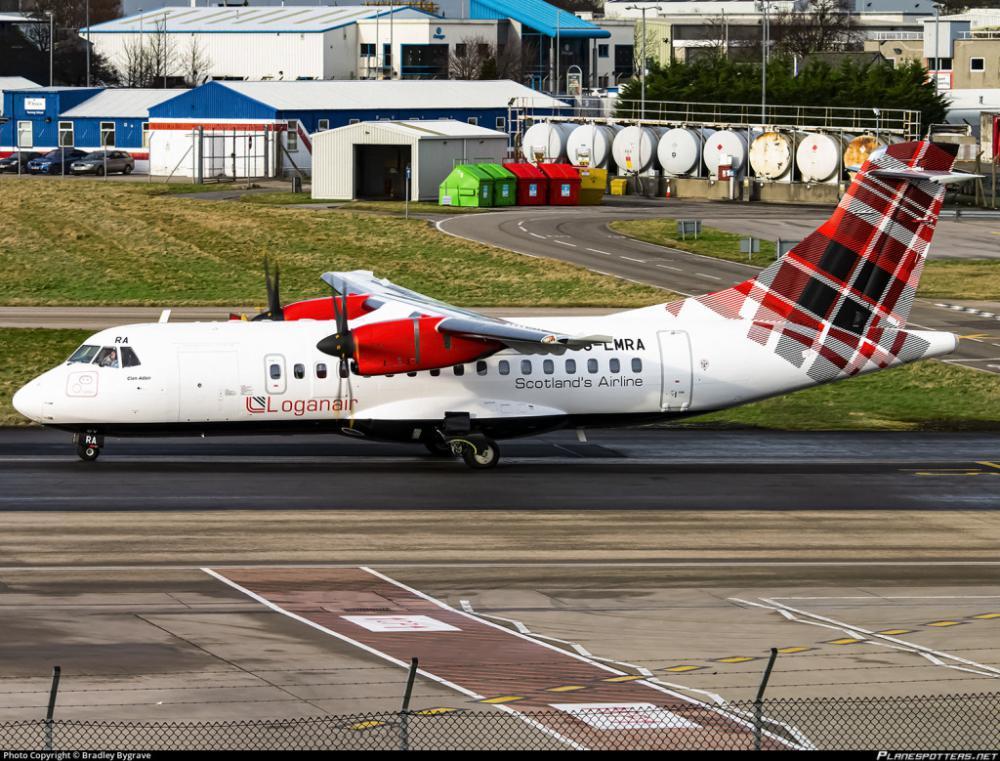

left=694, top=273, right=723, bottom=281
left=749, top=597, right=1000, bottom=681
left=619, top=256, right=646, bottom=263
left=656, top=264, right=683, bottom=271
left=529, top=232, right=547, bottom=239
left=481, top=695, right=525, bottom=704
left=877, top=629, right=913, bottom=636
left=547, top=685, right=587, bottom=693
left=586, top=248, right=614, bottom=256
left=925, top=620, right=964, bottom=628
left=713, top=657, right=757, bottom=664
left=554, top=240, right=577, bottom=247
left=973, top=613, right=1000, bottom=619
left=825, top=637, right=865, bottom=645
left=662, top=665, right=704, bottom=673
left=775, top=647, right=812, bottom=654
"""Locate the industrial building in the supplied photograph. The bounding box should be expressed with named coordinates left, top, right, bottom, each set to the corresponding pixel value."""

left=144, top=78, right=566, bottom=178
left=84, top=1, right=618, bottom=92
left=0, top=77, right=38, bottom=114
left=311, top=119, right=509, bottom=201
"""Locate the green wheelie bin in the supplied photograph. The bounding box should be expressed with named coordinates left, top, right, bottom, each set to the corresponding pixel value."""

left=476, top=163, right=517, bottom=206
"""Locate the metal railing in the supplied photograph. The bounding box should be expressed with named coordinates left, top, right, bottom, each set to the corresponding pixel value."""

left=2, top=692, right=997, bottom=751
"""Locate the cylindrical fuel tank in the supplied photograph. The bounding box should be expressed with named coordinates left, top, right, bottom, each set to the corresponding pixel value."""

left=702, top=129, right=755, bottom=176
left=657, top=127, right=715, bottom=177
left=796, top=132, right=853, bottom=183
left=612, top=125, right=664, bottom=173
left=520, top=121, right=575, bottom=162
left=749, top=130, right=799, bottom=180
left=567, top=123, right=620, bottom=168
left=843, top=133, right=891, bottom=170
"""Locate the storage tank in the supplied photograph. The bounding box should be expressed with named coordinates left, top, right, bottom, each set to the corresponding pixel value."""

left=702, top=129, right=756, bottom=177
left=657, top=127, right=715, bottom=177
left=843, top=133, right=891, bottom=170
left=749, top=131, right=800, bottom=181
left=796, top=132, right=852, bottom=183
left=612, top=125, right=664, bottom=173
left=520, top=121, right=575, bottom=163
left=567, top=123, right=620, bottom=168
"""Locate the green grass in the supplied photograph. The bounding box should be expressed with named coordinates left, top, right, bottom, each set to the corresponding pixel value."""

left=611, top=219, right=1000, bottom=301
left=0, top=329, right=90, bottom=426
left=3, top=328, right=998, bottom=430
left=339, top=200, right=488, bottom=215
left=239, top=192, right=328, bottom=206
left=0, top=178, right=662, bottom=307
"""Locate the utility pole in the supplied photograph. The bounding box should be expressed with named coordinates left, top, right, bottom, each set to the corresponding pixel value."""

left=556, top=11, right=560, bottom=95
left=625, top=4, right=648, bottom=118
left=163, top=12, right=168, bottom=88
left=85, top=0, right=90, bottom=86
left=756, top=0, right=770, bottom=124
left=46, top=10, right=53, bottom=86
left=933, top=2, right=942, bottom=95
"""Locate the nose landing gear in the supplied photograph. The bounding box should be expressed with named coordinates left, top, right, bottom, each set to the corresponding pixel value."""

left=74, top=431, right=103, bottom=462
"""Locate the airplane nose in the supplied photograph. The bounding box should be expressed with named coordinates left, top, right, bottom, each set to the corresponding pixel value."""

left=12, top=381, right=44, bottom=422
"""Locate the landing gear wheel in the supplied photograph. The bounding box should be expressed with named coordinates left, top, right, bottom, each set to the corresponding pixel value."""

left=76, top=442, right=100, bottom=462
left=460, top=438, right=500, bottom=469
left=424, top=438, right=454, bottom=457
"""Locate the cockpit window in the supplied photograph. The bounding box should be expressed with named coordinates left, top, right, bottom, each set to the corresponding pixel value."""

left=94, top=347, right=120, bottom=368
left=120, top=347, right=140, bottom=368
left=68, top=344, right=100, bottom=364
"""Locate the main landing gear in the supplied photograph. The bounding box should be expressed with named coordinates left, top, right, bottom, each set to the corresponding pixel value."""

left=74, top=431, right=103, bottom=462
left=424, top=431, right=501, bottom=469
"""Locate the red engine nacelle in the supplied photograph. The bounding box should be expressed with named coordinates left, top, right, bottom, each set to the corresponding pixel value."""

left=283, top=294, right=372, bottom=321
left=352, top=316, right=501, bottom=375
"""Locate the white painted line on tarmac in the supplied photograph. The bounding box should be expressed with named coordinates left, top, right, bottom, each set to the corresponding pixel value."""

left=656, top=264, right=682, bottom=271
left=202, top=567, right=586, bottom=750
left=586, top=248, right=614, bottom=256
left=695, top=273, right=723, bottom=281
left=529, top=232, right=546, bottom=239
left=554, top=240, right=577, bottom=247
left=620, top=256, right=646, bottom=263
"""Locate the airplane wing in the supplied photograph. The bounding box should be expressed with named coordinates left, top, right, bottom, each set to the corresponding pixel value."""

left=321, top=270, right=612, bottom=349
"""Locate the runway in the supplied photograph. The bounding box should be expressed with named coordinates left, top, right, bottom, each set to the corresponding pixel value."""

left=438, top=203, right=1000, bottom=376
left=1, top=428, right=997, bottom=510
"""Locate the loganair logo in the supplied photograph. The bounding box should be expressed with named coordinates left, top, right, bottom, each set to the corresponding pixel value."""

left=245, top=396, right=358, bottom=416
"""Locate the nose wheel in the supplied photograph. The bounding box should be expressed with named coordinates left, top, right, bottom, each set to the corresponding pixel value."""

left=74, top=431, right=102, bottom=462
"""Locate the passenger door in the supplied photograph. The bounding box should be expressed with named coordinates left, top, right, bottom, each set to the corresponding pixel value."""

left=657, top=330, right=693, bottom=412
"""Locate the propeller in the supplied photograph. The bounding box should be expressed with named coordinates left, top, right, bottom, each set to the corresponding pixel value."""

left=316, top=282, right=354, bottom=378
left=251, top=257, right=284, bottom=321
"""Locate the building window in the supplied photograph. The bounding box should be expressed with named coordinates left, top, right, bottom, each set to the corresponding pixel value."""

left=970, top=57, right=985, bottom=72
left=349, top=118, right=360, bottom=125
left=495, top=116, right=506, bottom=130
left=931, top=57, right=952, bottom=71
left=317, top=118, right=329, bottom=131
left=58, top=121, right=74, bottom=147
left=142, top=122, right=150, bottom=148
left=287, top=120, right=298, bottom=151
left=455, top=42, right=467, bottom=58
left=467, top=117, right=478, bottom=126
left=100, top=121, right=115, bottom=147
left=17, top=121, right=32, bottom=148
left=360, top=42, right=375, bottom=57
left=598, top=43, right=609, bottom=58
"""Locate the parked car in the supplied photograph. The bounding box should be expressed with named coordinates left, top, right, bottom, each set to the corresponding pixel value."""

left=26, top=148, right=88, bottom=175
left=0, top=151, right=42, bottom=173
left=70, top=150, right=135, bottom=176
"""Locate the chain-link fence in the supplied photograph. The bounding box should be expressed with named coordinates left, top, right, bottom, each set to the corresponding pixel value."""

left=1, top=692, right=998, bottom=751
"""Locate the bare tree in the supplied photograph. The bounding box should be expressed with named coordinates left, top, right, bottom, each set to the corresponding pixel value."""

left=770, top=0, right=862, bottom=58
left=181, top=37, right=212, bottom=87
left=115, top=17, right=176, bottom=87
left=449, top=35, right=492, bottom=79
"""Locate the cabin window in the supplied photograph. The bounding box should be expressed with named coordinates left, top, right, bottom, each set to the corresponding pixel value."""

left=430, top=368, right=441, bottom=376
left=588, top=358, right=599, bottom=373
left=453, top=365, right=465, bottom=376
left=498, top=360, right=510, bottom=375
left=543, top=359, right=554, bottom=375
left=520, top=359, right=532, bottom=375
left=316, top=363, right=327, bottom=379
left=477, top=360, right=489, bottom=376
left=609, top=358, right=621, bottom=374
left=94, top=347, right=120, bottom=368
left=269, top=363, right=282, bottom=380
left=120, top=347, right=141, bottom=368
left=68, top=345, right=100, bottom=364
left=631, top=357, right=642, bottom=373
left=565, top=358, right=576, bottom=374
left=407, top=371, right=417, bottom=377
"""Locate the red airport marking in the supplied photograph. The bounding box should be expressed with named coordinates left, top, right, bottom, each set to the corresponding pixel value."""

left=205, top=566, right=796, bottom=750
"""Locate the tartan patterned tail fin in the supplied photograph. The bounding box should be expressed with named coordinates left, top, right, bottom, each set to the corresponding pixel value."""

left=690, top=140, right=958, bottom=333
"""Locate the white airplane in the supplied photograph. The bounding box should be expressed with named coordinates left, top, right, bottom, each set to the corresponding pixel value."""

left=13, top=141, right=969, bottom=468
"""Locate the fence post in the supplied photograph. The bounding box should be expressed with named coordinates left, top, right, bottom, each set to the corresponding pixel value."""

left=399, top=657, right=418, bottom=751
left=44, top=665, right=61, bottom=751
left=753, top=648, right=778, bottom=750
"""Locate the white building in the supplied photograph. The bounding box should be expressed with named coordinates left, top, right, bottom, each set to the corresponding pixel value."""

left=311, top=119, right=509, bottom=200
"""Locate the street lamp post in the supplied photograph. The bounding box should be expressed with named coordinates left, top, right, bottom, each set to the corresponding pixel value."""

left=85, top=0, right=90, bottom=86
left=933, top=2, right=942, bottom=94
left=625, top=4, right=648, bottom=118
left=756, top=1, right=771, bottom=124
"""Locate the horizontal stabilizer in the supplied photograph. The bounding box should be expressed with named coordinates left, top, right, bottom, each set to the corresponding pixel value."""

left=868, top=167, right=982, bottom=185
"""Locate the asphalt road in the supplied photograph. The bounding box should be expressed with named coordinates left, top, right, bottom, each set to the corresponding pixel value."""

left=1, top=428, right=997, bottom=511
left=438, top=203, right=1000, bottom=376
